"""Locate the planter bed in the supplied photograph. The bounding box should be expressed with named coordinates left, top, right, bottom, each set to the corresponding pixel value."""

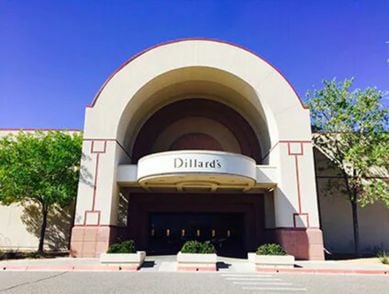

left=177, top=252, right=217, bottom=271
left=248, top=253, right=295, bottom=269
left=99, top=251, right=146, bottom=271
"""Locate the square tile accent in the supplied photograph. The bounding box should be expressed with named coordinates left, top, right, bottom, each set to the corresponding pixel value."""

left=91, top=140, right=107, bottom=153
left=85, top=210, right=101, bottom=225
left=288, top=142, right=303, bottom=155
left=293, top=213, right=309, bottom=228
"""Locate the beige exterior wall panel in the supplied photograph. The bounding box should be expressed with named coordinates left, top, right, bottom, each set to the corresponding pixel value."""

left=0, top=204, right=38, bottom=250
left=74, top=140, right=95, bottom=225
left=319, top=190, right=389, bottom=254
left=0, top=203, right=72, bottom=251
left=316, top=150, right=389, bottom=254
left=273, top=143, right=300, bottom=227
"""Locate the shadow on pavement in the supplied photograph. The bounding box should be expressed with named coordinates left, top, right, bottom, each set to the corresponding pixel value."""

left=216, top=261, right=231, bottom=270
left=141, top=261, right=155, bottom=268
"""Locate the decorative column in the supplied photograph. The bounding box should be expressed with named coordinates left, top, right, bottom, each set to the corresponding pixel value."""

left=70, top=139, right=121, bottom=257
left=271, top=140, right=325, bottom=260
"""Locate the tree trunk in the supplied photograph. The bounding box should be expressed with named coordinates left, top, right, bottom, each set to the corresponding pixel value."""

left=68, top=200, right=76, bottom=250
left=351, top=198, right=360, bottom=257
left=38, top=204, right=49, bottom=255
left=342, top=170, right=361, bottom=258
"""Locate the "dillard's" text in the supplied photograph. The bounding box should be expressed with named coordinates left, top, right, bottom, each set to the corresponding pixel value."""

left=174, top=157, right=222, bottom=169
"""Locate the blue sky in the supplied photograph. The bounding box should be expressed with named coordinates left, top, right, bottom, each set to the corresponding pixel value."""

left=1, top=0, right=388, bottom=129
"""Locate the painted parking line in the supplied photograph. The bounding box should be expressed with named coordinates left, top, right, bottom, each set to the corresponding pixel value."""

left=221, top=273, right=273, bottom=277
left=221, top=273, right=310, bottom=293
left=233, top=281, right=292, bottom=286
left=225, top=277, right=280, bottom=281
left=241, top=286, right=307, bottom=292
left=231, top=278, right=282, bottom=282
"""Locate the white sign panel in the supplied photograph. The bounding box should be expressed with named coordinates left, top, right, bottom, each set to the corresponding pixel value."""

left=137, top=150, right=257, bottom=181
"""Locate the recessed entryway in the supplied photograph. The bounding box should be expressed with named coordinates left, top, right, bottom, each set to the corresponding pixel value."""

left=126, top=193, right=265, bottom=258
left=148, top=212, right=245, bottom=257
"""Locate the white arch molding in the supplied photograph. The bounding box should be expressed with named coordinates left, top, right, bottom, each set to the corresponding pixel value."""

left=71, top=39, right=325, bottom=260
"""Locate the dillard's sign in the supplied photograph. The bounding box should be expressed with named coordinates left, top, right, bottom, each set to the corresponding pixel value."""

left=174, top=157, right=222, bottom=169
left=136, top=151, right=257, bottom=182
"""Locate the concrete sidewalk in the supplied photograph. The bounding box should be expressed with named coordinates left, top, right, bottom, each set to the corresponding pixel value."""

left=0, top=256, right=388, bottom=275
left=264, top=258, right=389, bottom=275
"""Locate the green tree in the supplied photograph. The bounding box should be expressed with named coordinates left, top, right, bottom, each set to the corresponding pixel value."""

left=307, top=78, right=389, bottom=256
left=0, top=131, right=82, bottom=254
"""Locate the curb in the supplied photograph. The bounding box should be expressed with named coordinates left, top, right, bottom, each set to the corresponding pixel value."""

left=2, top=265, right=138, bottom=272
left=2, top=265, right=388, bottom=275
left=256, top=268, right=389, bottom=275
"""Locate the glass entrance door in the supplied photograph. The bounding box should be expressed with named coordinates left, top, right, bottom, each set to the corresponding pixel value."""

left=148, top=212, right=245, bottom=257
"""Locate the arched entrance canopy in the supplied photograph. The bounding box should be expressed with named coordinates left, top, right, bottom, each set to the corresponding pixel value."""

left=72, top=39, right=324, bottom=261
left=88, top=38, right=307, bottom=110
left=83, top=38, right=312, bottom=163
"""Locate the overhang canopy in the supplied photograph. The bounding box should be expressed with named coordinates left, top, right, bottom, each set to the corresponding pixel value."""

left=117, top=151, right=277, bottom=192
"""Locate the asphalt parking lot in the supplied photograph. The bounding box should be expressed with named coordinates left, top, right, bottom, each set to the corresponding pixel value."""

left=0, top=271, right=388, bottom=294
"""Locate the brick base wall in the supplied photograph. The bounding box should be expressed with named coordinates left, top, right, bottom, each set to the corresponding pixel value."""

left=70, top=226, right=117, bottom=257
left=273, top=228, right=325, bottom=260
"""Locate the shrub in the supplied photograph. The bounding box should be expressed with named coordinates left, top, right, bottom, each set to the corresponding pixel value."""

left=378, top=251, right=389, bottom=265
left=256, top=243, right=287, bottom=255
left=107, top=240, right=136, bottom=254
left=0, top=250, right=47, bottom=260
left=25, top=251, right=41, bottom=259
left=0, top=250, right=18, bottom=260
left=181, top=240, right=215, bottom=254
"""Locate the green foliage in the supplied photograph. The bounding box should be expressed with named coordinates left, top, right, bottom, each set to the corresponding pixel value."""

left=378, top=251, right=389, bottom=265
left=256, top=243, right=286, bottom=256
left=0, top=131, right=82, bottom=252
left=107, top=240, right=136, bottom=253
left=307, top=78, right=389, bottom=207
left=181, top=240, right=216, bottom=254
left=0, top=131, right=82, bottom=207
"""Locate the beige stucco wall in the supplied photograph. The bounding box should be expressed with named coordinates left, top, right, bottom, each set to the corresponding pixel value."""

left=0, top=202, right=73, bottom=251
left=0, top=204, right=39, bottom=250
left=315, top=150, right=389, bottom=254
